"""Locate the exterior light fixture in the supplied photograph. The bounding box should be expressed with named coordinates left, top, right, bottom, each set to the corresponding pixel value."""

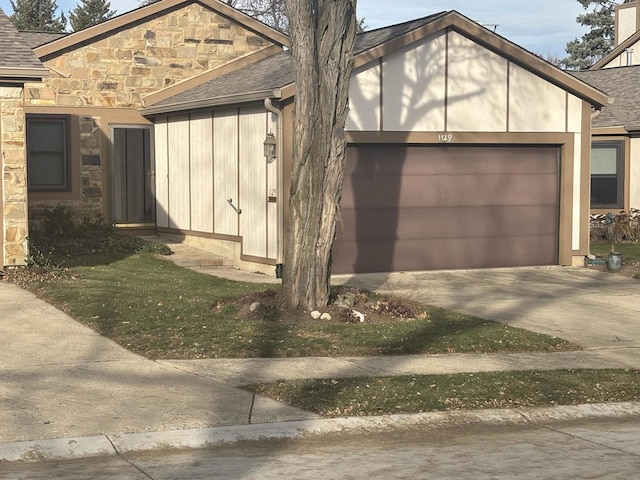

left=264, top=132, right=277, bottom=163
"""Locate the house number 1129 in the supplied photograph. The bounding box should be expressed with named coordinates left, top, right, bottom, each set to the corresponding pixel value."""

left=438, top=134, right=453, bottom=143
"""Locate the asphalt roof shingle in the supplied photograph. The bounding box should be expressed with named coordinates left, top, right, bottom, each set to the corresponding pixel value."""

left=572, top=66, right=640, bottom=131
left=0, top=8, right=46, bottom=72
left=19, top=31, right=68, bottom=49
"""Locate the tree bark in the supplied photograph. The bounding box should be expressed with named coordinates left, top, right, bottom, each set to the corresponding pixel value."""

left=281, top=0, right=357, bottom=310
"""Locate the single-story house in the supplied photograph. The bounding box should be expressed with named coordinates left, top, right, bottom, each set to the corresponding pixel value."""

left=12, top=0, right=287, bottom=266
left=573, top=0, right=640, bottom=215
left=140, top=10, right=608, bottom=274
left=0, top=9, right=47, bottom=267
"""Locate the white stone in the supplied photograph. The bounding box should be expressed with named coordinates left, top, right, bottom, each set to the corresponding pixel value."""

left=352, top=310, right=365, bottom=323
left=249, top=302, right=261, bottom=313
left=310, top=311, right=321, bottom=320
left=320, top=313, right=332, bottom=321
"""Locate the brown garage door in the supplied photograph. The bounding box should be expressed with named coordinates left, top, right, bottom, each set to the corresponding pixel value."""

left=332, top=145, right=560, bottom=274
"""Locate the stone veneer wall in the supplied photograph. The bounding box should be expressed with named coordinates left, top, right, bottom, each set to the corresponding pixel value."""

left=24, top=1, right=272, bottom=218
left=1, top=87, right=28, bottom=265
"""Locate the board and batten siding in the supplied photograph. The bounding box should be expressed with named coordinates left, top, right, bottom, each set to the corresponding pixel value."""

left=154, top=105, right=277, bottom=261
left=348, top=30, right=577, bottom=134
left=346, top=28, right=588, bottom=257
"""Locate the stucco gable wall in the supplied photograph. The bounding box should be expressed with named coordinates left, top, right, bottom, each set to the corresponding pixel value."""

left=347, top=30, right=578, bottom=135
left=602, top=38, right=640, bottom=68
left=24, top=2, right=273, bottom=108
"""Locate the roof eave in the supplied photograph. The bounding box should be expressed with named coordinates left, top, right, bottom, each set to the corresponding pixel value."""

left=0, top=66, right=48, bottom=82
left=140, top=89, right=282, bottom=115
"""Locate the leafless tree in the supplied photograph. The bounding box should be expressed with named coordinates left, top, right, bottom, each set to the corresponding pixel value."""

left=280, top=0, right=358, bottom=309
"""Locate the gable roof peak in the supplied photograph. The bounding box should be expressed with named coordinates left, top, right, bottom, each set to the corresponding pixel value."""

left=33, top=0, right=290, bottom=59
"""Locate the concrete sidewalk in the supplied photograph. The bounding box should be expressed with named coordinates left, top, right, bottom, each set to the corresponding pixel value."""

left=2, top=239, right=640, bottom=462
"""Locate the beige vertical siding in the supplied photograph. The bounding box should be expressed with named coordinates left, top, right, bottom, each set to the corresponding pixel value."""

left=189, top=111, right=214, bottom=233
left=239, top=105, right=267, bottom=258
left=508, top=64, right=566, bottom=132
left=382, top=31, right=447, bottom=131
left=447, top=31, right=508, bottom=132
left=266, top=111, right=278, bottom=260
left=213, top=109, right=239, bottom=236
left=155, top=117, right=169, bottom=228
left=168, top=115, right=191, bottom=230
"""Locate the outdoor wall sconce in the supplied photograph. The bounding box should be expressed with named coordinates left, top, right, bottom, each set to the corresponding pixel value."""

left=264, top=132, right=277, bottom=163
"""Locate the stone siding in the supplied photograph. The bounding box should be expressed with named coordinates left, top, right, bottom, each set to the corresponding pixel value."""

left=23, top=2, right=274, bottom=220
left=1, top=87, right=28, bottom=265
left=24, top=3, right=269, bottom=109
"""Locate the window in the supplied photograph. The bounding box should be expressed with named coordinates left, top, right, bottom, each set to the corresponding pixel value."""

left=27, top=115, right=70, bottom=191
left=591, top=141, right=624, bottom=208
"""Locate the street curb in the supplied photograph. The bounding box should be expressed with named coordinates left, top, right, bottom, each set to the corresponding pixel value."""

left=3, top=402, right=640, bottom=462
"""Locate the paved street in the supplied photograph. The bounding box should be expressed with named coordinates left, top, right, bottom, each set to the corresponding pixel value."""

left=4, top=416, right=640, bottom=479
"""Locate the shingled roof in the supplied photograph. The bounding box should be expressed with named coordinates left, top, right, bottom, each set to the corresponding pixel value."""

left=142, top=10, right=608, bottom=115
left=141, top=12, right=449, bottom=114
left=0, top=8, right=47, bottom=81
left=19, top=31, right=67, bottom=49
left=573, top=66, right=640, bottom=131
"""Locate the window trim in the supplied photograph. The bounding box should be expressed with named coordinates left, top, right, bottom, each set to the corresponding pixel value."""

left=26, top=114, right=71, bottom=192
left=590, top=140, right=624, bottom=209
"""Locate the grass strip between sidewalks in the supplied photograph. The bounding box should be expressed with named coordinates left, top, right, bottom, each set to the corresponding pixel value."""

left=245, top=369, right=640, bottom=416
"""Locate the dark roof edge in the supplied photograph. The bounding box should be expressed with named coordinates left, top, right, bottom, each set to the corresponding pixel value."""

left=591, top=30, right=640, bottom=70
left=141, top=89, right=282, bottom=115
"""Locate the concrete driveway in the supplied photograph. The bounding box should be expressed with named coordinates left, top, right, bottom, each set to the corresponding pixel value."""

left=333, top=267, right=640, bottom=367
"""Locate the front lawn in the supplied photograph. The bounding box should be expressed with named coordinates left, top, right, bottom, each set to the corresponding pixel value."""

left=12, top=252, right=576, bottom=359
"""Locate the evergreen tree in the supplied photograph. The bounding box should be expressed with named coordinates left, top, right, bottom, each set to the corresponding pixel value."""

left=562, top=0, right=634, bottom=70
left=9, top=0, right=67, bottom=32
left=69, top=0, right=115, bottom=31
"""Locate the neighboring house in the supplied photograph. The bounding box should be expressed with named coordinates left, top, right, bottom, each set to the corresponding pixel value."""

left=140, top=11, right=607, bottom=274
left=573, top=0, right=640, bottom=214
left=0, top=9, right=47, bottom=267
left=18, top=0, right=288, bottom=243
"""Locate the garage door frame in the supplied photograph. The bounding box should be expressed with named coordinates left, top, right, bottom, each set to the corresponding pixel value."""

left=340, top=131, right=577, bottom=272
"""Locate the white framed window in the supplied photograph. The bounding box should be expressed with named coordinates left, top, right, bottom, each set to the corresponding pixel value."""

left=591, top=141, right=624, bottom=208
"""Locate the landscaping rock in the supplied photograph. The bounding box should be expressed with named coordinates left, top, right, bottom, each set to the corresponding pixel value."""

left=334, top=292, right=357, bottom=309
left=249, top=302, right=262, bottom=313
left=310, top=310, right=322, bottom=320
left=320, top=312, right=332, bottom=321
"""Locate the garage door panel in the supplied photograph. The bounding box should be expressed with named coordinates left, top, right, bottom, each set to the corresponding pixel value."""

left=332, top=235, right=557, bottom=274
left=341, top=174, right=558, bottom=209
left=338, top=205, right=558, bottom=242
left=333, top=145, right=560, bottom=273
left=345, top=145, right=559, bottom=176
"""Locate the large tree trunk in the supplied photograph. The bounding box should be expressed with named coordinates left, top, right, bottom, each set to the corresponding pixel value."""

left=281, top=0, right=357, bottom=310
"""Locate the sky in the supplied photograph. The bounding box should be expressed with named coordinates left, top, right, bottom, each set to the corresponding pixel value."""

left=0, top=0, right=590, bottom=58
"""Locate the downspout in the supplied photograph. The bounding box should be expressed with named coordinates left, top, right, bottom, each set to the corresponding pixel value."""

left=264, top=97, right=284, bottom=272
